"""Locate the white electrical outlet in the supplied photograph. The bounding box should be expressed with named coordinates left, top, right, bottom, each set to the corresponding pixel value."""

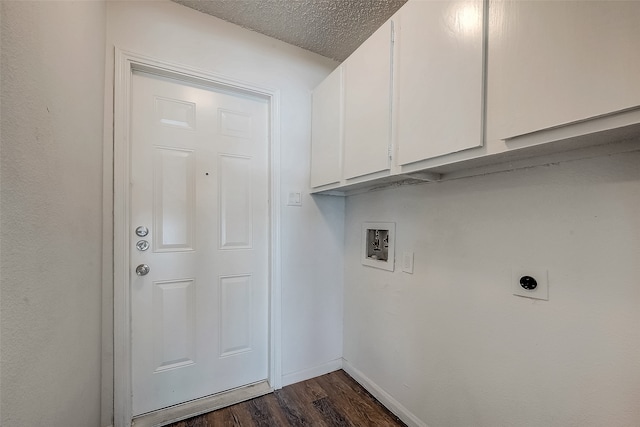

left=512, top=267, right=549, bottom=300
left=402, top=251, right=414, bottom=274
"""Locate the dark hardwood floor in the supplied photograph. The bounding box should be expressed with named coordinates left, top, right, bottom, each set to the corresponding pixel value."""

left=167, top=370, right=407, bottom=426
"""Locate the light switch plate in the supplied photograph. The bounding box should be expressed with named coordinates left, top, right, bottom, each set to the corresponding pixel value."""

left=402, top=251, right=414, bottom=274
left=287, top=191, right=302, bottom=206
left=512, top=267, right=549, bottom=300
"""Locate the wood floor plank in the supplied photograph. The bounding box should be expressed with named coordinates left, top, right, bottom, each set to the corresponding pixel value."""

left=311, top=396, right=355, bottom=427
left=337, top=371, right=404, bottom=426
left=314, top=373, right=374, bottom=426
left=183, top=416, right=209, bottom=427
left=331, top=370, right=382, bottom=406
left=243, top=392, right=290, bottom=426
left=164, top=370, right=407, bottom=427
left=287, top=377, right=328, bottom=404
left=257, top=392, right=294, bottom=426
left=226, top=400, right=257, bottom=427
left=315, top=371, right=404, bottom=426
left=171, top=414, right=209, bottom=427
left=204, top=406, right=237, bottom=427
left=277, top=385, right=330, bottom=426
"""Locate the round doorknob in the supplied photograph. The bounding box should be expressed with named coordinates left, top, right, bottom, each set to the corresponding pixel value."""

left=136, top=264, right=150, bottom=276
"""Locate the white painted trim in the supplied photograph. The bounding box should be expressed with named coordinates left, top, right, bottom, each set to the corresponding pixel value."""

left=342, top=359, right=428, bottom=427
left=281, top=358, right=343, bottom=387
left=269, top=84, right=283, bottom=391
left=113, top=48, right=133, bottom=427
left=112, top=49, right=282, bottom=427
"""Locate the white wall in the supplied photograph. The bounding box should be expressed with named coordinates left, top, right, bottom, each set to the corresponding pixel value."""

left=103, top=1, right=345, bottom=424
left=0, top=1, right=106, bottom=426
left=343, top=149, right=640, bottom=426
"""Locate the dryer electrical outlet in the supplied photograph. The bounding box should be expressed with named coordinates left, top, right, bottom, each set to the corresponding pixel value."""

left=512, top=267, right=549, bottom=300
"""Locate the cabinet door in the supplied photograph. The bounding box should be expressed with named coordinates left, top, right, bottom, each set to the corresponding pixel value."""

left=343, top=20, right=393, bottom=180
left=310, top=66, right=343, bottom=188
left=489, top=0, right=640, bottom=140
left=395, top=0, right=485, bottom=166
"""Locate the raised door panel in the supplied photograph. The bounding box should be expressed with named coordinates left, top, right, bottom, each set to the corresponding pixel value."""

left=153, top=147, right=196, bottom=252
left=219, top=274, right=253, bottom=357
left=343, top=20, right=393, bottom=180
left=395, top=0, right=485, bottom=166
left=218, top=154, right=252, bottom=250
left=489, top=0, right=640, bottom=140
left=152, top=279, right=196, bottom=372
left=310, top=66, right=343, bottom=188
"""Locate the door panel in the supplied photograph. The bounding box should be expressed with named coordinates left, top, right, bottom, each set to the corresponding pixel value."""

left=152, top=279, right=196, bottom=371
left=488, top=1, right=640, bottom=139
left=219, top=274, right=253, bottom=356
left=153, top=147, right=195, bottom=251
left=130, top=71, right=269, bottom=416
left=342, top=20, right=393, bottom=180
left=219, top=154, right=253, bottom=250
left=395, top=0, right=485, bottom=164
left=310, top=66, right=343, bottom=188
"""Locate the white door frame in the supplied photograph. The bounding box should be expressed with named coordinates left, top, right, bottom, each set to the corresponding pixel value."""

left=112, top=49, right=282, bottom=427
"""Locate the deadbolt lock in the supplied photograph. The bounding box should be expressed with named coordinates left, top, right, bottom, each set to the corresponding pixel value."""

left=135, top=226, right=149, bottom=237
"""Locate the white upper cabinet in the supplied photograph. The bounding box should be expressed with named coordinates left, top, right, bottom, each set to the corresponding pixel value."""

left=309, top=0, right=640, bottom=195
left=488, top=0, right=640, bottom=140
left=395, top=0, right=486, bottom=166
left=310, top=66, right=343, bottom=188
left=342, top=20, right=394, bottom=180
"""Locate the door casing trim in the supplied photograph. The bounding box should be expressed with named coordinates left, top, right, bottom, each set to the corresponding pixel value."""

left=112, top=48, right=282, bottom=427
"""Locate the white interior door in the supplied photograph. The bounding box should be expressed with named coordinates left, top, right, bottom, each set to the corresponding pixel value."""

left=130, top=71, right=269, bottom=416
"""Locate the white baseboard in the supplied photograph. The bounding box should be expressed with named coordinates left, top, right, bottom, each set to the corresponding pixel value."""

left=281, top=358, right=343, bottom=387
left=342, top=359, right=428, bottom=427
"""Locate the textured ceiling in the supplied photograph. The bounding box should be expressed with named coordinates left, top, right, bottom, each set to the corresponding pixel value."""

left=172, top=0, right=407, bottom=62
